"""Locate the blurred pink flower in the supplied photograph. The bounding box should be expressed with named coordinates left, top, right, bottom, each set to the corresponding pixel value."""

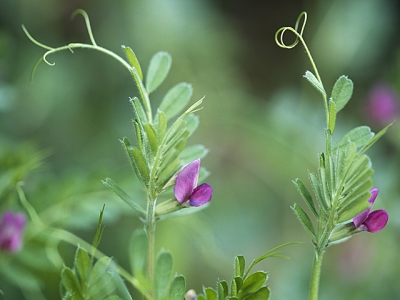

left=174, top=158, right=213, bottom=207
left=365, top=83, right=398, bottom=125
left=353, top=188, right=388, bottom=233
left=0, top=211, right=26, bottom=252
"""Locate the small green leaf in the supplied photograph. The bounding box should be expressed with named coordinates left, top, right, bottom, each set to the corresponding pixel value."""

left=121, top=138, right=149, bottom=186
left=308, top=172, right=328, bottom=215
left=293, top=178, right=318, bottom=217
left=144, top=123, right=158, bottom=154
left=235, top=255, right=245, bottom=278
left=204, top=287, right=217, bottom=300
left=88, top=261, right=117, bottom=300
left=61, top=267, right=82, bottom=298
left=334, top=126, right=373, bottom=151
left=338, top=191, right=371, bottom=223
left=244, top=286, right=270, bottom=300
left=102, top=178, right=146, bottom=214
left=331, top=75, right=353, bottom=112
left=146, top=51, right=172, bottom=93
left=239, top=271, right=267, bottom=296
left=88, top=257, right=112, bottom=286
left=169, top=275, right=186, bottom=300
left=130, top=97, right=148, bottom=124
left=122, top=45, right=143, bottom=80
left=328, top=100, right=336, bottom=134
left=129, top=229, right=147, bottom=277
left=75, top=247, right=92, bottom=284
left=160, top=82, right=193, bottom=120
left=303, top=71, right=326, bottom=96
left=155, top=110, right=167, bottom=143
left=234, top=277, right=243, bottom=294
left=185, top=114, right=200, bottom=137
left=155, top=251, right=173, bottom=300
left=180, top=144, right=209, bottom=163
left=218, top=281, right=228, bottom=300
left=359, top=121, right=394, bottom=155
left=292, top=203, right=316, bottom=240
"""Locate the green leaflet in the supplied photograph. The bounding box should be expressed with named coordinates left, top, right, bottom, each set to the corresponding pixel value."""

left=333, top=126, right=373, bottom=151
left=130, top=97, right=148, bottom=125
left=102, top=178, right=146, bottom=214
left=146, top=51, right=172, bottom=93
left=154, top=110, right=167, bottom=143
left=245, top=286, right=270, bottom=299
left=238, top=271, right=268, bottom=297
left=292, top=203, right=316, bottom=241
left=159, top=82, right=193, bottom=120
left=328, top=100, right=336, bottom=134
left=338, top=191, right=371, bottom=223
left=129, top=229, right=147, bottom=278
left=169, top=275, right=186, bottom=300
left=293, top=178, right=318, bottom=217
left=61, top=267, right=82, bottom=299
left=155, top=251, right=173, bottom=300
left=359, top=122, right=394, bottom=155
left=331, top=75, right=353, bottom=112
left=121, top=138, right=150, bottom=186
left=303, top=70, right=326, bottom=97
left=218, top=281, right=229, bottom=300
left=122, top=45, right=143, bottom=80
left=180, top=144, right=209, bottom=164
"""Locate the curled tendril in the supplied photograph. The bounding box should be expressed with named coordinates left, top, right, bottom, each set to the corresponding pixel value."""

left=71, top=9, right=97, bottom=46
left=275, top=12, right=330, bottom=128
left=22, top=9, right=132, bottom=81
left=275, top=11, right=307, bottom=49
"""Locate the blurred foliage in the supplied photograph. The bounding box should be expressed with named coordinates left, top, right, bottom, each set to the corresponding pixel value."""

left=1, top=0, right=400, bottom=299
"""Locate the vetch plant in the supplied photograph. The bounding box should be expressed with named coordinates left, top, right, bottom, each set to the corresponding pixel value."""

left=276, top=12, right=392, bottom=300
left=18, top=9, right=292, bottom=299
left=3, top=8, right=390, bottom=300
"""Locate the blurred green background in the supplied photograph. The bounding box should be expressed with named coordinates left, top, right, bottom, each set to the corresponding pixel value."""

left=1, top=0, right=400, bottom=299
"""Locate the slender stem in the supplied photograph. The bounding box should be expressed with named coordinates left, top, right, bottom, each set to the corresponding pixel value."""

left=145, top=191, right=157, bottom=299
left=309, top=249, right=324, bottom=300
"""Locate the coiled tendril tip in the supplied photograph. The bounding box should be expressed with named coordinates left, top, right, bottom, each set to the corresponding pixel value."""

left=275, top=11, right=307, bottom=49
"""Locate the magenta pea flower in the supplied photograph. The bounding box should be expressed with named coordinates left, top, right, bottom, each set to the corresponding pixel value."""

left=174, top=158, right=213, bottom=207
left=353, top=188, right=388, bottom=233
left=0, top=211, right=27, bottom=252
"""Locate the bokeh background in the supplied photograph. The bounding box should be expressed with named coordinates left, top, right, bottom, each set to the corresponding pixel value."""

left=1, top=0, right=400, bottom=299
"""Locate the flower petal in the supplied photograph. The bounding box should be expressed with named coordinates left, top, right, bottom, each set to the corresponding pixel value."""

left=363, top=209, right=389, bottom=233
left=189, top=183, right=213, bottom=207
left=174, top=159, right=200, bottom=203
left=353, top=188, right=379, bottom=227
left=367, top=188, right=379, bottom=205
left=0, top=211, right=26, bottom=252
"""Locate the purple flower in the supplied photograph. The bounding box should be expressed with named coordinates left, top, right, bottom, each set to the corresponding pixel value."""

left=0, top=211, right=26, bottom=252
left=174, top=158, right=213, bottom=207
left=365, top=83, right=399, bottom=125
left=353, top=188, right=388, bottom=233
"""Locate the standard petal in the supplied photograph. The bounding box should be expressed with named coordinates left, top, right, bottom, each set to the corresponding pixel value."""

left=353, top=188, right=379, bottom=228
left=174, top=159, right=200, bottom=203
left=367, top=188, right=379, bottom=204
left=363, top=209, right=389, bottom=233
left=189, top=183, right=213, bottom=207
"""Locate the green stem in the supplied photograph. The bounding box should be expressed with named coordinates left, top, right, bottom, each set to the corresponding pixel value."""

left=145, top=192, right=157, bottom=299
left=309, top=249, right=324, bottom=300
